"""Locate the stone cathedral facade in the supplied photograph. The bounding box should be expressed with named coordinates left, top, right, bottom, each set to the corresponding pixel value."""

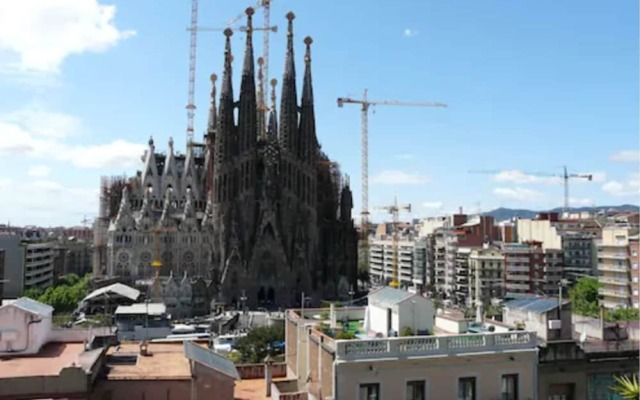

left=103, top=10, right=358, bottom=308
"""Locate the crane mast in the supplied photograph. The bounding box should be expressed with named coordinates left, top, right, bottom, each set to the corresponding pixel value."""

left=469, top=167, right=593, bottom=212
left=379, top=197, right=411, bottom=288
left=337, top=89, right=447, bottom=278
left=185, top=0, right=199, bottom=144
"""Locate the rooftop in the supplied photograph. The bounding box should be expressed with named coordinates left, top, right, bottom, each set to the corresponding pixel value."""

left=105, top=342, right=190, bottom=380
left=368, top=287, right=415, bottom=308
left=234, top=378, right=270, bottom=400
left=0, top=342, right=85, bottom=378
left=504, top=297, right=569, bottom=314
left=3, top=297, right=54, bottom=316
left=183, top=341, right=239, bottom=380
left=115, top=303, right=166, bottom=316
left=83, top=283, right=140, bottom=303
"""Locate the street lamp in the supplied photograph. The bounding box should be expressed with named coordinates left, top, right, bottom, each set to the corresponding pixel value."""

left=300, top=292, right=311, bottom=319
left=348, top=286, right=355, bottom=303
left=240, top=290, right=248, bottom=314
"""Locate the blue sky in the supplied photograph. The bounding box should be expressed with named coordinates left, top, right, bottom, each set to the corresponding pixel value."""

left=0, top=0, right=637, bottom=226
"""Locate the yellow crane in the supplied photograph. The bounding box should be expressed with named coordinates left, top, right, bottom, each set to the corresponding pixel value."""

left=337, top=90, right=446, bottom=275
left=378, top=197, right=412, bottom=288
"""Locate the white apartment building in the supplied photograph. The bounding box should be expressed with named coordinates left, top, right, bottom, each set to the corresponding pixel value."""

left=369, top=238, right=427, bottom=291
left=597, top=227, right=640, bottom=309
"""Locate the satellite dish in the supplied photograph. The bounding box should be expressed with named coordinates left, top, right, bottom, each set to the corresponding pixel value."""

left=579, top=331, right=587, bottom=345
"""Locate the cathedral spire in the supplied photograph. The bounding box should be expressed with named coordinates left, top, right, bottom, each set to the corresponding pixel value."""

left=279, top=12, right=298, bottom=154
left=238, top=7, right=257, bottom=154
left=267, top=78, right=278, bottom=138
left=256, top=57, right=266, bottom=140
left=299, top=36, right=317, bottom=161
left=207, top=74, right=217, bottom=134
left=216, top=28, right=235, bottom=164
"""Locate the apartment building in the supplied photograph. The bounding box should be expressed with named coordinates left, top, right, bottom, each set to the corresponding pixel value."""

left=468, top=246, right=505, bottom=307
left=517, top=213, right=600, bottom=283
left=369, top=238, right=427, bottom=291
left=285, top=305, right=538, bottom=400
left=453, top=248, right=471, bottom=305
left=0, top=235, right=55, bottom=298
left=597, top=227, right=640, bottom=309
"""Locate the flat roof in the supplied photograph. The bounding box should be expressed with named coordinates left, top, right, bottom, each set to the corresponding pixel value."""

left=115, top=303, right=166, bottom=316
left=105, top=342, right=190, bottom=380
left=235, top=378, right=292, bottom=400
left=0, top=342, right=85, bottom=378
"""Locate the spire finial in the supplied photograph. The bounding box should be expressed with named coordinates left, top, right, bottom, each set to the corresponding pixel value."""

left=168, top=137, right=174, bottom=150
left=148, top=136, right=154, bottom=146
left=257, top=57, right=265, bottom=103
left=304, top=36, right=312, bottom=63
left=270, top=78, right=277, bottom=111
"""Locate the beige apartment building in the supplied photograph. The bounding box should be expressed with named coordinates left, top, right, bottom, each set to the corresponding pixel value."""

left=597, top=227, right=640, bottom=309
left=285, top=306, right=538, bottom=400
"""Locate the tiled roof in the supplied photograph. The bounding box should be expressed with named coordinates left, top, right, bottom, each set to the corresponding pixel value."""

left=183, top=341, right=240, bottom=380
left=504, top=297, right=569, bottom=314
left=7, top=297, right=54, bottom=316
left=368, top=287, right=414, bottom=308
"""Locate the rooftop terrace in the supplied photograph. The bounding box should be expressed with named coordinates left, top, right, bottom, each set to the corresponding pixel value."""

left=0, top=342, right=86, bottom=378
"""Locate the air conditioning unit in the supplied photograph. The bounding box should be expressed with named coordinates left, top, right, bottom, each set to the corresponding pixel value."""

left=548, top=320, right=562, bottom=330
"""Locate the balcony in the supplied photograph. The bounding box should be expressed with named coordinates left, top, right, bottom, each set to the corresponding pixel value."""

left=599, top=264, right=628, bottom=273
left=506, top=266, right=530, bottom=273
left=598, top=252, right=628, bottom=260
left=333, top=331, right=536, bottom=361
left=600, top=277, right=630, bottom=286
left=599, top=288, right=629, bottom=299
left=506, top=283, right=530, bottom=291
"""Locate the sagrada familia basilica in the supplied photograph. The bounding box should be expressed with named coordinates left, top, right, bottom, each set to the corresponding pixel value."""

left=95, top=10, right=358, bottom=309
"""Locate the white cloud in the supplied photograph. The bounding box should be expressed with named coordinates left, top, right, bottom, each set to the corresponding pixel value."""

left=0, top=178, right=99, bottom=226
left=0, top=107, right=145, bottom=169
left=611, top=150, right=640, bottom=163
left=493, top=187, right=544, bottom=201
left=404, top=29, right=419, bottom=38
left=422, top=201, right=443, bottom=209
left=0, top=0, right=135, bottom=73
left=371, top=170, right=430, bottom=185
left=569, top=197, right=594, bottom=207
left=27, top=165, right=51, bottom=177
left=602, top=175, right=640, bottom=197
left=493, top=170, right=562, bottom=185
left=396, top=154, right=414, bottom=160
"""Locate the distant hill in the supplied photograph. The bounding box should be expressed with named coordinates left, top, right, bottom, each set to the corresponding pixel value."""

left=485, top=205, right=639, bottom=221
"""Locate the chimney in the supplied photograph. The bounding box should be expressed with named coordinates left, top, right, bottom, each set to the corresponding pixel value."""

left=459, top=206, right=463, bottom=214
left=264, top=354, right=274, bottom=396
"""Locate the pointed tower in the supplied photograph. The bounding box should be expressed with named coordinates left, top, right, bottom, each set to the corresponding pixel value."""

left=238, top=7, right=257, bottom=155
left=300, top=36, right=318, bottom=162
left=256, top=57, right=267, bottom=140
left=204, top=74, right=217, bottom=198
left=278, top=12, right=298, bottom=155
left=213, top=29, right=235, bottom=203
left=215, top=29, right=235, bottom=166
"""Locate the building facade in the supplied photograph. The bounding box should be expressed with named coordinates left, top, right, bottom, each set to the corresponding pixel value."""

left=369, top=238, right=427, bottom=291
left=597, top=227, right=640, bottom=309
left=0, top=235, right=55, bottom=298
left=99, top=12, right=358, bottom=308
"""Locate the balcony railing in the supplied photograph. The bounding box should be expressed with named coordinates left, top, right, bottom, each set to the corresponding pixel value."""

left=599, top=264, right=628, bottom=273
left=334, top=331, right=536, bottom=361
left=600, top=277, right=630, bottom=286
left=599, top=288, right=629, bottom=298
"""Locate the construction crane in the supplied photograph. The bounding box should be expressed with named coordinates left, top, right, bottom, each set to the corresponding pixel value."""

left=228, top=0, right=277, bottom=114
left=469, top=166, right=593, bottom=213
left=378, top=197, right=411, bottom=288
left=337, top=89, right=447, bottom=275
left=185, top=0, right=199, bottom=144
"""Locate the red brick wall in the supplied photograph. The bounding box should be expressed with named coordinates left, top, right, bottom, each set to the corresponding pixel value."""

left=236, top=363, right=287, bottom=379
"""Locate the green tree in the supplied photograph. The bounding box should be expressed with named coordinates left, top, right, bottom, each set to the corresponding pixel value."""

left=400, top=326, right=414, bottom=337
left=233, top=325, right=285, bottom=364
left=607, top=307, right=640, bottom=322
left=610, top=375, right=640, bottom=399
left=23, top=287, right=43, bottom=300
left=35, top=273, right=90, bottom=314
left=569, top=277, right=601, bottom=318
left=335, top=331, right=356, bottom=340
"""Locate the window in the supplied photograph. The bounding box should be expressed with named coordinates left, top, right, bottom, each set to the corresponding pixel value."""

left=458, top=377, right=476, bottom=400
left=359, top=383, right=380, bottom=400
left=406, top=380, right=425, bottom=400
left=501, top=374, right=518, bottom=400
